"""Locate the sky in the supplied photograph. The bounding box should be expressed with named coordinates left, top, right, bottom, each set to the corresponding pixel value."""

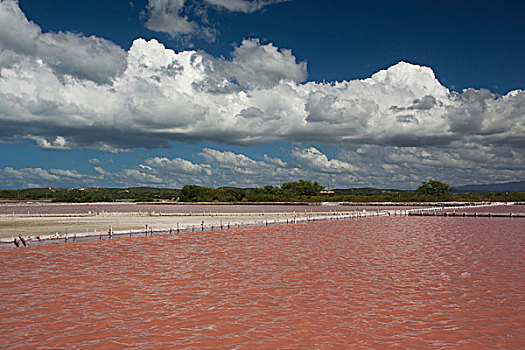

left=0, top=0, right=524, bottom=190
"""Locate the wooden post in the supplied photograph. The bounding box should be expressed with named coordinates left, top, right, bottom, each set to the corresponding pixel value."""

left=177, top=222, right=180, bottom=233
left=18, top=235, right=27, bottom=247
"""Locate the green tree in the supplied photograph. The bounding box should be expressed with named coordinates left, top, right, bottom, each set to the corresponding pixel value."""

left=180, top=185, right=208, bottom=202
left=281, top=180, right=325, bottom=196
left=415, top=180, right=453, bottom=198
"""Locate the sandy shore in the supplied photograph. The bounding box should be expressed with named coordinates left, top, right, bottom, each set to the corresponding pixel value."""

left=0, top=202, right=509, bottom=246
left=0, top=211, right=353, bottom=239
left=0, top=210, right=373, bottom=247
left=0, top=202, right=417, bottom=240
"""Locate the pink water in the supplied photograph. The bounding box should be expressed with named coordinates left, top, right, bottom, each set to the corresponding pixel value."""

left=1, top=217, right=524, bottom=349
left=0, top=203, right=422, bottom=215
left=449, top=205, right=525, bottom=213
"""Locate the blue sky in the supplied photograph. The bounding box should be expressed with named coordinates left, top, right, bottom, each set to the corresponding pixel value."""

left=0, top=0, right=523, bottom=189
left=18, top=0, right=525, bottom=93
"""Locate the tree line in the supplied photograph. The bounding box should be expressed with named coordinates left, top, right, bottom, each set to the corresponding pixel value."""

left=0, top=180, right=523, bottom=203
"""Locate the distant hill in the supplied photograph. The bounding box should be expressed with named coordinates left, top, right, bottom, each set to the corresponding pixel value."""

left=454, top=181, right=525, bottom=193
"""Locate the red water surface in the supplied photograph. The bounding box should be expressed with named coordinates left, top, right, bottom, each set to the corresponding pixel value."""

left=448, top=204, right=525, bottom=213
left=1, top=217, right=524, bottom=349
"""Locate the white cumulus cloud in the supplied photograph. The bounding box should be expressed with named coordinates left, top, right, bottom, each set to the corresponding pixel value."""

left=2, top=144, right=524, bottom=189
left=0, top=167, right=96, bottom=188
left=25, top=136, right=72, bottom=150
left=144, top=0, right=204, bottom=38
left=0, top=0, right=127, bottom=84
left=228, top=38, right=307, bottom=88
left=145, top=156, right=213, bottom=175
left=291, top=147, right=355, bottom=173
left=204, top=0, right=289, bottom=13
left=0, top=2, right=523, bottom=187
left=143, top=0, right=289, bottom=39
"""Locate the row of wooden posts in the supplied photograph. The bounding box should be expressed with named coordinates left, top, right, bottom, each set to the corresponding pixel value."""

left=11, top=206, right=517, bottom=247
left=11, top=213, right=330, bottom=247
left=9, top=208, right=402, bottom=247
left=10, top=212, right=368, bottom=247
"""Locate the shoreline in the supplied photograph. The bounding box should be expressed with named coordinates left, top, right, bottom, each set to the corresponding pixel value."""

left=0, top=200, right=506, bottom=206
left=0, top=202, right=511, bottom=248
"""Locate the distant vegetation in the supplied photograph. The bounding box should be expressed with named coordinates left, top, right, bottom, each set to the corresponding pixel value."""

left=0, top=180, right=523, bottom=203
left=414, top=180, right=454, bottom=201
left=0, top=187, right=180, bottom=203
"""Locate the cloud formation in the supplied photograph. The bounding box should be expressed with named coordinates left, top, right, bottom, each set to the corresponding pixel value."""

left=0, top=0, right=126, bottom=84
left=292, top=147, right=355, bottom=174
left=144, top=0, right=205, bottom=39
left=2, top=144, right=524, bottom=189
left=1, top=29, right=522, bottom=150
left=0, top=1, right=523, bottom=187
left=131, top=147, right=357, bottom=188
left=24, top=136, right=72, bottom=150
left=0, top=167, right=96, bottom=188
left=204, top=0, right=289, bottom=13
left=143, top=0, right=289, bottom=40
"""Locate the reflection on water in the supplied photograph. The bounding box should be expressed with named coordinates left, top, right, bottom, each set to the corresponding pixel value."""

left=1, top=217, right=524, bottom=348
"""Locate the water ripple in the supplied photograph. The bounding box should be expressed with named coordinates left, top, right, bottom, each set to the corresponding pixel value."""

left=0, top=217, right=524, bottom=348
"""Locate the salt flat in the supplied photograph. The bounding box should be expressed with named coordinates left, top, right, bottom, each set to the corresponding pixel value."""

left=0, top=202, right=415, bottom=239
left=0, top=211, right=334, bottom=239
left=1, top=202, right=508, bottom=244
